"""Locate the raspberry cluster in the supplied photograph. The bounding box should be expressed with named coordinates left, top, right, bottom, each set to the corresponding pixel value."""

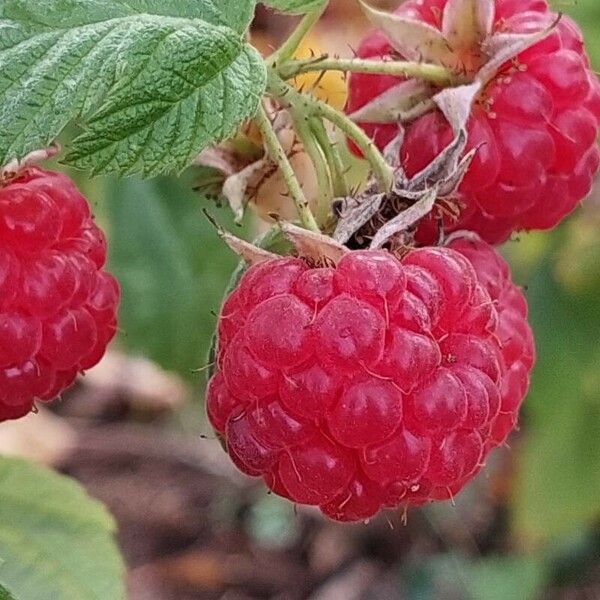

left=0, top=168, right=119, bottom=422
left=207, top=241, right=533, bottom=521
left=346, top=0, right=600, bottom=243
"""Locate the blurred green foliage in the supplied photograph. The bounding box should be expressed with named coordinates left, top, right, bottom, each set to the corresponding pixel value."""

left=82, top=174, right=243, bottom=379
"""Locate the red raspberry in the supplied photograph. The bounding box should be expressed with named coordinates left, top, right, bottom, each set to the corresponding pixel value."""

left=207, top=242, right=534, bottom=521
left=0, top=168, right=119, bottom=422
left=346, top=0, right=600, bottom=243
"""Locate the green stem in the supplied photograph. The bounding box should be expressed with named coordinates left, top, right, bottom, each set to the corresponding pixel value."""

left=255, top=103, right=321, bottom=233
left=280, top=56, right=457, bottom=87
left=267, top=4, right=328, bottom=67
left=266, top=71, right=394, bottom=192
left=289, top=107, right=333, bottom=226
left=309, top=116, right=349, bottom=198
left=314, top=99, right=394, bottom=192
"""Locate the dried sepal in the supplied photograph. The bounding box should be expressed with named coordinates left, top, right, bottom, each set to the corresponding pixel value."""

left=194, top=103, right=301, bottom=223
left=219, top=230, right=279, bottom=265
left=334, top=79, right=476, bottom=247
left=347, top=79, right=434, bottom=124
left=359, top=0, right=458, bottom=66
left=383, top=128, right=406, bottom=170
left=1, top=144, right=60, bottom=185
left=437, top=148, right=476, bottom=196
left=194, top=145, right=251, bottom=177
left=433, top=82, right=480, bottom=133
left=333, top=190, right=386, bottom=243
left=222, top=159, right=269, bottom=223
left=442, top=0, right=495, bottom=50
left=479, top=18, right=559, bottom=83
left=280, top=222, right=349, bottom=264
left=370, top=187, right=438, bottom=249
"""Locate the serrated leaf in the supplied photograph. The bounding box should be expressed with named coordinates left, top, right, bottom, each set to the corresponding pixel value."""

left=0, top=0, right=265, bottom=175
left=66, top=40, right=265, bottom=176
left=0, top=0, right=256, bottom=34
left=0, top=456, right=125, bottom=600
left=262, top=0, right=326, bottom=15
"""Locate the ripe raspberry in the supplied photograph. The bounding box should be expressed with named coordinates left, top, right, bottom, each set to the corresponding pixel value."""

left=207, top=242, right=534, bottom=521
left=0, top=168, right=119, bottom=422
left=346, top=0, right=600, bottom=243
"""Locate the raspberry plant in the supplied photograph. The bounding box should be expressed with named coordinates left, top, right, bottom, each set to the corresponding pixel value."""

left=0, top=0, right=598, bottom=595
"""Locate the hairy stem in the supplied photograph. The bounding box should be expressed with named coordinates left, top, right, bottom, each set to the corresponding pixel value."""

left=267, top=4, right=328, bottom=67
left=289, top=107, right=334, bottom=226
left=266, top=71, right=394, bottom=192
left=309, top=117, right=349, bottom=198
left=280, top=56, right=458, bottom=87
left=255, top=103, right=321, bottom=233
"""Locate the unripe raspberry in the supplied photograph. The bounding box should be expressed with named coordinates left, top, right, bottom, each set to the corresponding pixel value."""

left=207, top=241, right=534, bottom=521
left=346, top=0, right=600, bottom=243
left=0, top=168, right=119, bottom=422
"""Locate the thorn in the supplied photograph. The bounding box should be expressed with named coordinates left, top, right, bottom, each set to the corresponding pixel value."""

left=191, top=362, right=216, bottom=374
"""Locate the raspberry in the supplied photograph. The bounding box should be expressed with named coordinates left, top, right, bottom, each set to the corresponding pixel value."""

left=0, top=168, right=119, bottom=422
left=346, top=0, right=600, bottom=243
left=207, top=242, right=534, bottom=521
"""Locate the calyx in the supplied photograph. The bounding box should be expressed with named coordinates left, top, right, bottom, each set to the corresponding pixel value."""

left=350, top=0, right=558, bottom=126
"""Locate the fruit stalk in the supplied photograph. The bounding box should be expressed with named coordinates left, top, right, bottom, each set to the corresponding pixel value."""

left=255, top=103, right=321, bottom=232
left=309, top=117, right=349, bottom=198
left=267, top=70, right=394, bottom=193
left=289, top=107, right=334, bottom=226
left=279, top=56, right=458, bottom=87
left=267, top=3, right=329, bottom=67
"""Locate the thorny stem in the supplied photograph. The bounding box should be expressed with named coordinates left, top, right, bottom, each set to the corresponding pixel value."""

left=255, top=103, right=321, bottom=233
left=279, top=56, right=458, bottom=87
left=266, top=71, right=394, bottom=193
left=309, top=116, right=349, bottom=198
left=289, top=106, right=333, bottom=226
left=267, top=4, right=328, bottom=67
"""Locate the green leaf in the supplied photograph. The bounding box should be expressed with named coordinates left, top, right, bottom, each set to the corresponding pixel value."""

left=0, top=0, right=257, bottom=34
left=0, top=457, right=125, bottom=600
left=465, top=556, right=546, bottom=600
left=404, top=553, right=546, bottom=600
left=0, top=584, right=18, bottom=600
left=261, top=0, right=326, bottom=15
left=0, top=0, right=265, bottom=176
left=511, top=253, right=600, bottom=543
left=103, top=175, right=242, bottom=377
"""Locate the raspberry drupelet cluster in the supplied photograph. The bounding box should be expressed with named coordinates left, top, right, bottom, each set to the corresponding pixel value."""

left=346, top=0, right=600, bottom=243
left=0, top=168, right=119, bottom=422
left=207, top=239, right=534, bottom=522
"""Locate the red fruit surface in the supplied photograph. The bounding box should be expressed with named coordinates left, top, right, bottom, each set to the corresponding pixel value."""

left=0, top=168, right=119, bottom=422
left=207, top=244, right=534, bottom=521
left=346, top=0, right=600, bottom=243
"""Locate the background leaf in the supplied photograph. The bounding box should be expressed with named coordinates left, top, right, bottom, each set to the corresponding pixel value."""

left=464, top=556, right=546, bottom=600
left=0, top=0, right=265, bottom=175
left=510, top=238, right=600, bottom=543
left=404, top=553, right=546, bottom=600
left=261, top=0, right=326, bottom=15
left=101, top=175, right=242, bottom=378
left=0, top=457, right=125, bottom=600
